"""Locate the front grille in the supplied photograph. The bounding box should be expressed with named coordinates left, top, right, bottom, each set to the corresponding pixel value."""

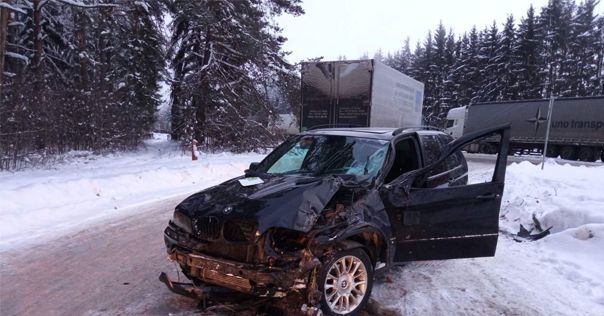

left=223, top=220, right=256, bottom=242
left=192, top=216, right=220, bottom=239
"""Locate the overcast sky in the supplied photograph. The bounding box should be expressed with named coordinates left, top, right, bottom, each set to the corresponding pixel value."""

left=276, top=0, right=602, bottom=63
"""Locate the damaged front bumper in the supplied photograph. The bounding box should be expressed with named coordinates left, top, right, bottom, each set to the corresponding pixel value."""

left=158, top=271, right=206, bottom=300
left=168, top=247, right=301, bottom=297
left=163, top=209, right=334, bottom=303
left=159, top=270, right=324, bottom=316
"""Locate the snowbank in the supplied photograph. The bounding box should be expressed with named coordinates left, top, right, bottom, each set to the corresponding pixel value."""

left=500, top=160, right=604, bottom=234
left=0, top=134, right=264, bottom=250
left=499, top=160, right=604, bottom=308
left=500, top=161, right=604, bottom=285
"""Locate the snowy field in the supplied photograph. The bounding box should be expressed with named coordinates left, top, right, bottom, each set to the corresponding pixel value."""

left=1, top=134, right=603, bottom=314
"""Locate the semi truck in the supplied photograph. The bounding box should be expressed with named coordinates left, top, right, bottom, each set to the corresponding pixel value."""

left=300, top=59, right=424, bottom=131
left=444, top=96, right=604, bottom=162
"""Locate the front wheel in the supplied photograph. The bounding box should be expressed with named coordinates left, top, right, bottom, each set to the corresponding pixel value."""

left=318, top=248, right=373, bottom=316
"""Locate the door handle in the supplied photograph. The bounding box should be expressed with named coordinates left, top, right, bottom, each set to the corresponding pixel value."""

left=476, top=193, right=499, bottom=200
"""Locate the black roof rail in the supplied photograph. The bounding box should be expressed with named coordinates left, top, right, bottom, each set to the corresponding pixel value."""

left=392, top=125, right=442, bottom=136
left=306, top=123, right=364, bottom=131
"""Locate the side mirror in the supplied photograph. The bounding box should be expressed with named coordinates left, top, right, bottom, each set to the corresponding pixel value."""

left=245, top=162, right=260, bottom=176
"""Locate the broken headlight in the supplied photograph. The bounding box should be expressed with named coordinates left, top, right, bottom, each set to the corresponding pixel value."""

left=172, top=210, right=192, bottom=234
left=270, top=228, right=308, bottom=254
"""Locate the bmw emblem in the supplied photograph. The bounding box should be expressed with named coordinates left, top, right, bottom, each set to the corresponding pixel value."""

left=223, top=206, right=233, bottom=214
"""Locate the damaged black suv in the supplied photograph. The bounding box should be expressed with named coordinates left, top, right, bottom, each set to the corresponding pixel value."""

left=163, top=124, right=511, bottom=315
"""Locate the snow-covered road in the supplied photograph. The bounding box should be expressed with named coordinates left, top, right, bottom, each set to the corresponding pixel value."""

left=1, top=135, right=603, bottom=315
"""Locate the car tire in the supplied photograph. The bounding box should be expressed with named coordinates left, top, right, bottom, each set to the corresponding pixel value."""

left=318, top=248, right=373, bottom=316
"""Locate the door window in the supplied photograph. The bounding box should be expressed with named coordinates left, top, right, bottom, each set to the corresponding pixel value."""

left=384, top=138, right=420, bottom=183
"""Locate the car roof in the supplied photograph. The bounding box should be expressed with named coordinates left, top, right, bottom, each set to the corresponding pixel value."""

left=300, top=127, right=444, bottom=140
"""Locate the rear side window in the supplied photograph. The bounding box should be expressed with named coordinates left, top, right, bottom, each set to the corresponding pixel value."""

left=419, top=134, right=447, bottom=177
left=436, top=134, right=464, bottom=172
left=418, top=133, right=466, bottom=188
left=384, top=137, right=420, bottom=183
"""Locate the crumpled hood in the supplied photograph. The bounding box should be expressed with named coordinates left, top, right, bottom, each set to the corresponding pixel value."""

left=176, top=175, right=342, bottom=233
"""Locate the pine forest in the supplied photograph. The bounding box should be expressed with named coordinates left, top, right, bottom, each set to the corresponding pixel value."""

left=0, top=0, right=602, bottom=170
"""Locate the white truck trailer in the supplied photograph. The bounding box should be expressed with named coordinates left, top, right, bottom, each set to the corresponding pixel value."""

left=300, top=59, right=424, bottom=131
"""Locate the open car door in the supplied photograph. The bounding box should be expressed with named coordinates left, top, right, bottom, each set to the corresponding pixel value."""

left=387, top=124, right=511, bottom=262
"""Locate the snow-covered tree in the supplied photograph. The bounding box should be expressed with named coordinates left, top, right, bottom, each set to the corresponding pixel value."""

left=381, top=0, right=602, bottom=128
left=596, top=15, right=604, bottom=95
left=537, top=0, right=575, bottom=97
left=167, top=0, right=303, bottom=152
left=464, top=27, right=483, bottom=104
left=567, top=0, right=601, bottom=96
left=0, top=0, right=166, bottom=170
left=515, top=5, right=543, bottom=99
left=386, top=37, right=413, bottom=74
left=428, top=23, right=455, bottom=126
left=497, top=15, right=519, bottom=100
left=476, top=22, right=501, bottom=102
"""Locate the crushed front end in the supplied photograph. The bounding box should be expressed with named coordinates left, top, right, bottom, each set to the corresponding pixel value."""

left=163, top=211, right=322, bottom=298
left=162, top=177, right=383, bottom=302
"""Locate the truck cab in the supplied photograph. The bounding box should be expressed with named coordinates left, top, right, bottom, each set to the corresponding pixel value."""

left=444, top=105, right=466, bottom=138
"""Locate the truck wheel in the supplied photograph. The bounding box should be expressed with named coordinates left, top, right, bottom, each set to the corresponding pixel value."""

left=479, top=143, right=497, bottom=155
left=559, top=146, right=578, bottom=161
left=318, top=248, right=373, bottom=316
left=466, top=143, right=480, bottom=153
left=577, top=147, right=596, bottom=162
left=545, top=145, right=559, bottom=158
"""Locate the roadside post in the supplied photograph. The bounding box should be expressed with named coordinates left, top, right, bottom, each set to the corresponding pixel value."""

left=192, top=140, right=198, bottom=161
left=541, top=96, right=555, bottom=170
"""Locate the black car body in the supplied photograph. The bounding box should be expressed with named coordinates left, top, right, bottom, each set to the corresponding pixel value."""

left=163, top=124, right=511, bottom=315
